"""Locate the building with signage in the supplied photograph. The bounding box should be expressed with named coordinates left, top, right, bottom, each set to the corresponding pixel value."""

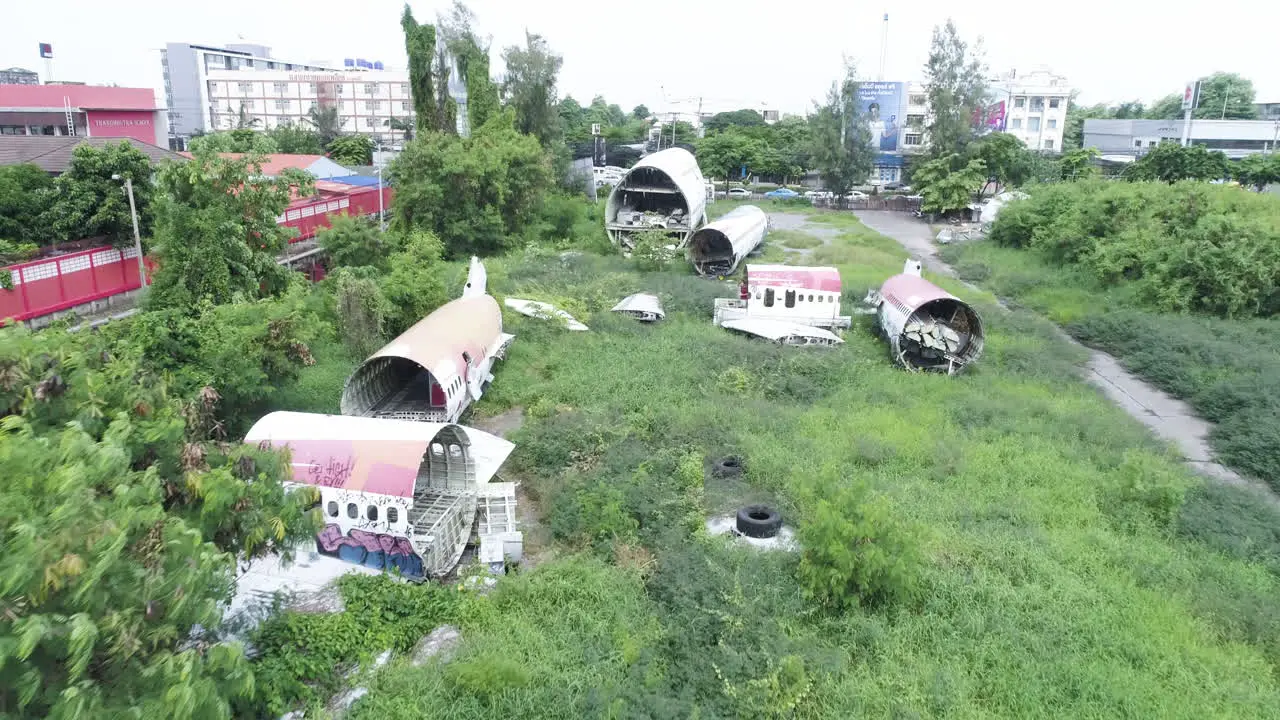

left=203, top=67, right=415, bottom=146
left=0, top=85, right=166, bottom=144
left=1256, top=102, right=1280, bottom=121
left=0, top=67, right=40, bottom=86
left=1083, top=118, right=1280, bottom=159
left=162, top=42, right=343, bottom=147
left=985, top=68, right=1071, bottom=152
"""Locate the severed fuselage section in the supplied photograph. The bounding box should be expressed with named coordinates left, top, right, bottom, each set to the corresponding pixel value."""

left=866, top=260, right=985, bottom=374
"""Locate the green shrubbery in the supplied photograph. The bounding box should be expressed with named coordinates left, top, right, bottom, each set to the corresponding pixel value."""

left=990, top=180, right=1280, bottom=317
left=245, top=574, right=460, bottom=716
left=797, top=483, right=924, bottom=610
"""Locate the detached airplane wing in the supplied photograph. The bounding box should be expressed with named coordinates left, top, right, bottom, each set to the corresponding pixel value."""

left=460, top=425, right=517, bottom=485
left=504, top=298, right=589, bottom=331
left=611, top=293, right=665, bottom=321
left=720, top=318, right=843, bottom=346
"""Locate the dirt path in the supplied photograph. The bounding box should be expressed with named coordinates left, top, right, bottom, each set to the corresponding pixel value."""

left=851, top=210, right=1276, bottom=501
left=767, top=212, right=841, bottom=261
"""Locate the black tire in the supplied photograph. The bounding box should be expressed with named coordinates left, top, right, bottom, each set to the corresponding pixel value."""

left=714, top=456, right=743, bottom=478
left=736, top=505, right=782, bottom=538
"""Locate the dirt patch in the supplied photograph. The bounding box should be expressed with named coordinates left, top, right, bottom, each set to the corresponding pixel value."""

left=768, top=212, right=842, bottom=261
left=470, top=406, right=525, bottom=438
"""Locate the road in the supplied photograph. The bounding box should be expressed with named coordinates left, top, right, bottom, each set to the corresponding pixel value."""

left=852, top=210, right=1275, bottom=501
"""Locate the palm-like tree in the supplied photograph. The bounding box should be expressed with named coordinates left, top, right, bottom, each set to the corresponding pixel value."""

left=385, top=116, right=414, bottom=142
left=235, top=102, right=261, bottom=129
left=305, top=105, right=345, bottom=147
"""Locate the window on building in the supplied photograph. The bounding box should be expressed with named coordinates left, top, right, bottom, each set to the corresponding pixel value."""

left=1047, top=119, right=1057, bottom=129
left=267, top=62, right=276, bottom=70
left=1049, top=97, right=1061, bottom=109
left=1027, top=117, right=1041, bottom=132
left=400, top=83, right=410, bottom=94
left=237, top=82, right=252, bottom=93
left=285, top=64, right=294, bottom=71
left=244, top=59, right=254, bottom=68
left=309, top=101, right=319, bottom=112
left=909, top=94, right=926, bottom=105
left=387, top=507, right=399, bottom=524
left=346, top=503, right=358, bottom=519
left=1011, top=118, right=1022, bottom=129
left=365, top=117, right=376, bottom=128
left=244, top=100, right=256, bottom=111
left=364, top=82, right=378, bottom=95
left=273, top=82, right=288, bottom=94
left=1134, top=139, right=1143, bottom=148
left=365, top=100, right=381, bottom=112
left=275, top=100, right=289, bottom=111
left=307, top=83, right=317, bottom=93
left=337, top=85, right=345, bottom=94
left=1014, top=97, right=1025, bottom=109
left=1149, top=140, right=1159, bottom=147
left=904, top=133, right=923, bottom=146
left=1044, top=139, right=1055, bottom=149
left=1030, top=97, right=1045, bottom=112
left=401, top=101, right=411, bottom=112
left=906, top=114, right=925, bottom=128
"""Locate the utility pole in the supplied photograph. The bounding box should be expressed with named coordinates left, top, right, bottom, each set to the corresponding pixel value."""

left=1221, top=80, right=1231, bottom=120
left=878, top=13, right=889, bottom=81
left=113, top=175, right=147, bottom=288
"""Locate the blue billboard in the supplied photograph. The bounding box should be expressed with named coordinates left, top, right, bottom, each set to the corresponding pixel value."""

left=857, top=81, right=906, bottom=152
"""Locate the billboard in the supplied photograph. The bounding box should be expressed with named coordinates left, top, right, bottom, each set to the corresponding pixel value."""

left=857, top=81, right=905, bottom=152
left=972, top=100, right=1007, bottom=132
left=39, top=43, right=53, bottom=59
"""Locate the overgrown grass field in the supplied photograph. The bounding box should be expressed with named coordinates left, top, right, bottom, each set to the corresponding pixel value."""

left=276, top=209, right=1280, bottom=718
left=943, top=239, right=1280, bottom=491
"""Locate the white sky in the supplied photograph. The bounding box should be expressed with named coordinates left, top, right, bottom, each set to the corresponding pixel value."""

left=4, top=0, right=1279, bottom=117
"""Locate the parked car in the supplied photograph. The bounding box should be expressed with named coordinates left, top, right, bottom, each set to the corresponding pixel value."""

left=728, top=188, right=752, bottom=198
left=845, top=191, right=868, bottom=200
left=764, top=188, right=800, bottom=199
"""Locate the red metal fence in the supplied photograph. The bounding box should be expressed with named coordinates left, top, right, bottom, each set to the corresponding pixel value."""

left=2, top=186, right=392, bottom=324
left=0, top=246, right=151, bottom=324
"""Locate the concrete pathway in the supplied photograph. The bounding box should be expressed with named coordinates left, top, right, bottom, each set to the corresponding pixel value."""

left=852, top=210, right=1274, bottom=499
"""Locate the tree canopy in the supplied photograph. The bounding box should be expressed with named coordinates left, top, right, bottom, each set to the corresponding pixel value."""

left=1233, top=152, right=1280, bottom=191
left=704, top=109, right=766, bottom=134
left=146, top=150, right=313, bottom=312
left=501, top=32, right=563, bottom=148
left=390, top=114, right=552, bottom=258
left=695, top=131, right=762, bottom=191
left=808, top=64, right=875, bottom=195
left=1125, top=142, right=1229, bottom=183
left=922, top=20, right=987, bottom=156
left=914, top=154, right=986, bottom=213
left=189, top=129, right=279, bottom=155
left=1147, top=72, right=1259, bottom=120
left=0, top=164, right=55, bottom=248
left=44, top=141, right=156, bottom=247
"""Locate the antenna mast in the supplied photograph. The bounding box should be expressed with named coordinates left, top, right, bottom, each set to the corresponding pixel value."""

left=878, top=13, right=889, bottom=81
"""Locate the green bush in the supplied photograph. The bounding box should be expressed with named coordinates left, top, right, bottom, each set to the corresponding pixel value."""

left=630, top=228, right=678, bottom=271
left=245, top=574, right=459, bottom=716
left=796, top=483, right=923, bottom=610
left=988, top=179, right=1280, bottom=317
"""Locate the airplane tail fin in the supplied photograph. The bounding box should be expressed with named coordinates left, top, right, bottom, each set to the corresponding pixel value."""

left=462, top=256, right=487, bottom=297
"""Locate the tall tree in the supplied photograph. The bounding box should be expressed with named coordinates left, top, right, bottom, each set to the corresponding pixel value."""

left=304, top=105, right=345, bottom=147
left=439, top=1, right=499, bottom=131
left=189, top=128, right=279, bottom=154
left=45, top=141, right=155, bottom=246
left=633, top=104, right=650, bottom=119
left=968, top=132, right=1032, bottom=193
left=267, top=122, right=325, bottom=154
left=235, top=102, right=261, bottom=129
left=1125, top=142, right=1228, bottom=182
left=922, top=20, right=987, bottom=157
left=501, top=32, right=563, bottom=147
left=401, top=5, right=438, bottom=137
left=326, top=135, right=375, bottom=165
left=1147, top=72, right=1259, bottom=120
left=146, top=150, right=313, bottom=312
left=704, top=109, right=766, bottom=134
left=808, top=63, right=876, bottom=195
left=1233, top=152, right=1280, bottom=191
left=695, top=131, right=763, bottom=194
left=0, top=163, right=55, bottom=247
left=913, top=154, right=986, bottom=214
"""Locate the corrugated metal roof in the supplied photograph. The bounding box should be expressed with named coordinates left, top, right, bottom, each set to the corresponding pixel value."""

left=0, top=136, right=185, bottom=173
left=328, top=174, right=384, bottom=187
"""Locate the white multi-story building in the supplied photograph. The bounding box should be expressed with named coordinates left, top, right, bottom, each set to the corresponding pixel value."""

left=204, top=68, right=415, bottom=145
left=988, top=67, right=1071, bottom=152
left=161, top=42, right=344, bottom=147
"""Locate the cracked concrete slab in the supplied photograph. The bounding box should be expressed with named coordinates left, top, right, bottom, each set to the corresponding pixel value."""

left=851, top=210, right=1274, bottom=500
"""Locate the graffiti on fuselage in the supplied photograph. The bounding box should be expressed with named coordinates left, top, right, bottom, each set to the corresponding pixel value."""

left=317, top=524, right=424, bottom=578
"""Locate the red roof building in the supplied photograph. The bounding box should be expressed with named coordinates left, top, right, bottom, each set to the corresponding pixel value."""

left=177, top=152, right=354, bottom=180
left=0, top=85, right=165, bottom=145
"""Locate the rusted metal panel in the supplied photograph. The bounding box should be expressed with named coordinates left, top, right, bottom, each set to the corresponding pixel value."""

left=605, top=148, right=708, bottom=248
left=688, top=204, right=768, bottom=276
